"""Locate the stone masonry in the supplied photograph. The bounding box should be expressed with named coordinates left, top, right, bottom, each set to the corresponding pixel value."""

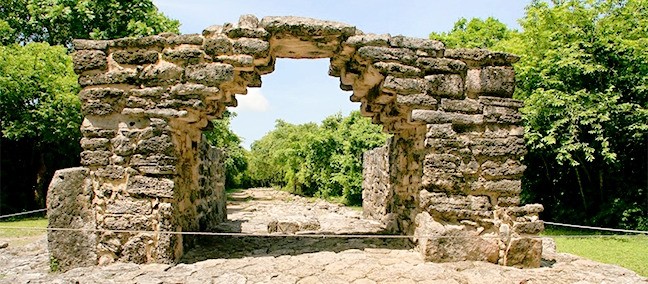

left=48, top=15, right=543, bottom=271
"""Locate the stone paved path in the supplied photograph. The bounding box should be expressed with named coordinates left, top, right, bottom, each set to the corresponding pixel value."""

left=1, top=188, right=647, bottom=283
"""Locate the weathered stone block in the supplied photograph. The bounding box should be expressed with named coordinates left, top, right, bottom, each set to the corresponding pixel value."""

left=130, top=154, right=177, bottom=175
left=396, top=93, right=437, bottom=109
left=73, top=39, right=111, bottom=51
left=170, top=83, right=220, bottom=99
left=481, top=160, right=526, bottom=180
left=163, top=48, right=205, bottom=64
left=483, top=105, right=522, bottom=124
left=268, top=217, right=321, bottom=234
left=112, top=50, right=159, bottom=65
left=47, top=167, right=96, bottom=271
left=382, top=76, right=427, bottom=95
left=412, top=110, right=483, bottom=126
left=471, top=137, right=526, bottom=157
left=425, top=124, right=456, bottom=139
left=126, top=175, right=174, bottom=198
left=139, top=61, right=184, bottom=86
left=166, top=34, right=204, bottom=46
left=505, top=238, right=542, bottom=268
left=233, top=38, right=270, bottom=58
left=345, top=34, right=390, bottom=47
left=111, top=35, right=166, bottom=49
left=78, top=69, right=138, bottom=86
left=79, top=87, right=125, bottom=101
left=416, top=58, right=467, bottom=74
left=73, top=50, right=107, bottom=72
left=425, top=74, right=464, bottom=98
left=440, top=98, right=482, bottom=114
left=444, top=48, right=520, bottom=67
left=102, top=215, right=153, bottom=231
left=513, top=221, right=544, bottom=235
left=415, top=212, right=499, bottom=263
left=106, top=198, right=153, bottom=215
left=214, top=55, right=254, bottom=70
left=261, top=16, right=357, bottom=37
left=135, top=134, right=174, bottom=155
left=373, top=62, right=421, bottom=77
left=80, top=137, right=110, bottom=150
left=466, top=67, right=515, bottom=97
left=80, top=150, right=112, bottom=166
left=185, top=63, right=234, bottom=86
left=204, top=36, right=233, bottom=56
left=389, top=36, right=444, bottom=56
left=357, top=46, right=416, bottom=65
left=470, top=180, right=522, bottom=196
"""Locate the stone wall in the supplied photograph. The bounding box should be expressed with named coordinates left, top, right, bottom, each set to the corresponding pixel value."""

left=49, top=14, right=543, bottom=270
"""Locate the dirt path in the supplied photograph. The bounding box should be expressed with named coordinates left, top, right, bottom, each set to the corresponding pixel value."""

left=1, top=188, right=646, bottom=283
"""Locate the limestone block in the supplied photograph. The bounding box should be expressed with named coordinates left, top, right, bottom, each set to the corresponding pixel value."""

left=80, top=150, right=112, bottom=166
left=106, top=198, right=153, bottom=215
left=345, top=34, right=390, bottom=47
left=185, top=63, right=234, bottom=86
left=425, top=153, right=460, bottom=170
left=73, top=50, right=107, bottom=72
left=162, top=48, right=205, bottom=64
left=444, top=48, right=520, bottom=67
left=504, top=238, right=542, bottom=268
left=73, top=39, right=111, bottom=50
left=414, top=212, right=499, bottom=263
left=382, top=76, right=427, bottom=95
left=135, top=134, right=174, bottom=155
left=130, top=154, right=177, bottom=175
left=268, top=216, right=321, bottom=234
left=373, top=62, right=422, bottom=77
left=481, top=160, right=526, bottom=180
left=79, top=87, right=125, bottom=101
left=479, top=96, right=524, bottom=108
left=389, top=36, right=444, bottom=57
left=102, top=214, right=153, bottom=231
left=497, top=196, right=521, bottom=207
left=513, top=221, right=544, bottom=234
left=357, top=46, right=417, bottom=65
left=111, top=35, right=167, bottom=49
left=214, top=55, right=254, bottom=71
left=78, top=69, right=138, bottom=87
left=80, top=137, right=110, bottom=150
left=411, top=110, right=483, bottom=126
left=233, top=38, right=270, bottom=58
left=471, top=137, right=526, bottom=158
left=466, top=67, right=515, bottom=97
left=440, top=98, right=482, bottom=114
left=425, top=124, right=456, bottom=139
left=261, top=16, right=357, bottom=37
left=483, top=105, right=522, bottom=124
left=138, top=61, right=184, bottom=86
left=425, top=74, right=464, bottom=98
left=94, top=165, right=126, bottom=180
left=226, top=26, right=269, bottom=39
left=126, top=175, right=174, bottom=198
left=204, top=36, right=233, bottom=56
left=47, top=167, right=97, bottom=271
left=470, top=180, right=522, bottom=197
left=80, top=126, right=117, bottom=139
left=166, top=34, right=204, bottom=46
left=396, top=94, right=437, bottom=109
left=119, top=233, right=153, bottom=263
left=416, top=58, right=467, bottom=74
left=504, top=204, right=544, bottom=217
left=112, top=50, right=159, bottom=65
left=170, top=83, right=220, bottom=99
left=419, top=191, right=493, bottom=222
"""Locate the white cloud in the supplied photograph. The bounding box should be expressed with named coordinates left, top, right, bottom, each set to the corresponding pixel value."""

left=232, top=88, right=270, bottom=112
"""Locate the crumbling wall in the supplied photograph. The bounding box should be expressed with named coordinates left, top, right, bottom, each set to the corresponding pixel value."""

left=53, top=14, right=543, bottom=270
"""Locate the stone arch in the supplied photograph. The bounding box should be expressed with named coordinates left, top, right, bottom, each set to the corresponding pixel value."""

left=48, top=15, right=543, bottom=271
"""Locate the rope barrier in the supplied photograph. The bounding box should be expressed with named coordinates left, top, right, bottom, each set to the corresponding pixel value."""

left=0, top=208, right=47, bottom=219
left=2, top=209, right=647, bottom=237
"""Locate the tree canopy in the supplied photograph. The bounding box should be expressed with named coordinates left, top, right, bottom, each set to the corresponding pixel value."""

left=0, top=0, right=180, bottom=46
left=431, top=0, right=648, bottom=230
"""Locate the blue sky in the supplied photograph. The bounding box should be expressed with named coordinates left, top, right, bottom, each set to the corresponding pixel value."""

left=152, top=0, right=531, bottom=148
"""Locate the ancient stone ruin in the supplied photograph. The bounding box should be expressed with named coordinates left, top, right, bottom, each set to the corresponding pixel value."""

left=48, top=15, right=543, bottom=271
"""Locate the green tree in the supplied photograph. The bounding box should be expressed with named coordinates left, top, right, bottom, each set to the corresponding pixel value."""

left=431, top=0, right=648, bottom=229
left=429, top=17, right=514, bottom=49
left=247, top=111, right=389, bottom=205
left=203, top=111, right=250, bottom=189
left=0, top=0, right=179, bottom=46
left=0, top=43, right=81, bottom=211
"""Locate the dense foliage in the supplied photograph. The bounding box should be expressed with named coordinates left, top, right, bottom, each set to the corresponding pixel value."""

left=0, top=0, right=178, bottom=214
left=0, top=0, right=179, bottom=46
left=431, top=0, right=648, bottom=230
left=248, top=111, right=389, bottom=205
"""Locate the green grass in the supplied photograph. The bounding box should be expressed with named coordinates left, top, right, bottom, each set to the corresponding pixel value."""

left=0, top=217, right=48, bottom=238
left=543, top=225, right=648, bottom=277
